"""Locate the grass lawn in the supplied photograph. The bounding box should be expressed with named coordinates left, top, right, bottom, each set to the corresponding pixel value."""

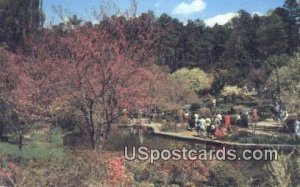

left=0, top=128, right=65, bottom=160
left=0, top=142, right=64, bottom=160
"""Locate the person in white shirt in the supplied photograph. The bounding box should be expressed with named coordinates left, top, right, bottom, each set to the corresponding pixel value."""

left=194, top=113, right=199, bottom=130
left=199, top=117, right=206, bottom=132
left=216, top=113, right=222, bottom=126
left=206, top=118, right=212, bottom=126
left=212, top=98, right=217, bottom=108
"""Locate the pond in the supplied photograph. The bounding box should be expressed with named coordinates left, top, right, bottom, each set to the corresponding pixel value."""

left=63, top=126, right=299, bottom=160
left=105, top=127, right=208, bottom=151
left=64, top=126, right=208, bottom=151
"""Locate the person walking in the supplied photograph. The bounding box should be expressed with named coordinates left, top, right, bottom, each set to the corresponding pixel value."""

left=138, top=109, right=143, bottom=123
left=216, top=112, right=222, bottom=126
left=252, top=108, right=258, bottom=133
left=224, top=113, right=231, bottom=131
left=294, top=114, right=300, bottom=137
left=194, top=113, right=199, bottom=130
left=188, top=115, right=194, bottom=130
left=274, top=102, right=280, bottom=122
left=236, top=114, right=242, bottom=126
left=206, top=117, right=212, bottom=127
left=208, top=122, right=216, bottom=138
left=199, top=117, right=206, bottom=133
left=241, top=110, right=249, bottom=128
left=212, top=98, right=217, bottom=108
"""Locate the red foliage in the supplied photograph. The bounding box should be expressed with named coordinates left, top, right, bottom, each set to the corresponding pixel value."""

left=0, top=49, right=19, bottom=102
left=0, top=161, right=21, bottom=186
left=107, top=157, right=128, bottom=184
left=158, top=160, right=209, bottom=183
left=9, top=16, right=162, bottom=149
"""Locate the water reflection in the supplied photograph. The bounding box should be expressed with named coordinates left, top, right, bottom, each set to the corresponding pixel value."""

left=104, top=127, right=206, bottom=151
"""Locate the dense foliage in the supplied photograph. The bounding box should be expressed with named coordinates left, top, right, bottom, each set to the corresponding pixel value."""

left=267, top=57, right=300, bottom=110
left=0, top=1, right=299, bottom=186
left=0, top=0, right=44, bottom=50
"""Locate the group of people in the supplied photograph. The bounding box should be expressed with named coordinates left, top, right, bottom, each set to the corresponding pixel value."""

left=187, top=112, right=232, bottom=138
left=237, top=108, right=259, bottom=128
left=186, top=107, right=260, bottom=138
left=294, top=114, right=300, bottom=137
left=273, top=102, right=289, bottom=122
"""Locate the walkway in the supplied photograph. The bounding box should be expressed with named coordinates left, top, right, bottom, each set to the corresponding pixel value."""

left=120, top=118, right=299, bottom=151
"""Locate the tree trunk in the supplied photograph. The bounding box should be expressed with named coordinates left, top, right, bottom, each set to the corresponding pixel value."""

left=88, top=101, right=96, bottom=150
left=0, top=122, right=3, bottom=140
left=18, top=134, right=23, bottom=150
left=90, top=130, right=95, bottom=150
left=105, top=124, right=111, bottom=140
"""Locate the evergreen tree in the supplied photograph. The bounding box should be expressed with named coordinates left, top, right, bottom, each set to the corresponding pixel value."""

left=283, top=0, right=300, bottom=54
left=0, top=0, right=44, bottom=50
left=222, top=10, right=258, bottom=84
left=257, top=12, right=289, bottom=59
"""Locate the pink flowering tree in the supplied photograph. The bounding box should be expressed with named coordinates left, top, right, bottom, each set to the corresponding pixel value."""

left=11, top=15, right=162, bottom=150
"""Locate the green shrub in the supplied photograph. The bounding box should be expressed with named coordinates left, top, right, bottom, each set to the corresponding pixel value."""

left=208, top=163, right=248, bottom=187
left=126, top=161, right=168, bottom=186
left=291, top=157, right=300, bottom=186
left=50, top=128, right=64, bottom=146
left=261, top=156, right=292, bottom=187
left=224, top=132, right=300, bottom=145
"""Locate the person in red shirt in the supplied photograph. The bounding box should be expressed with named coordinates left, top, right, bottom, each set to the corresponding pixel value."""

left=224, top=113, right=231, bottom=130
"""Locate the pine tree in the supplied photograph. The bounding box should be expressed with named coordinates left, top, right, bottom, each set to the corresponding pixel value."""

left=283, top=0, right=300, bottom=54
left=0, top=0, right=44, bottom=50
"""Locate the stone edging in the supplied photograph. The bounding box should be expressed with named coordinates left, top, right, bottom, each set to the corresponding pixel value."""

left=119, top=124, right=299, bottom=151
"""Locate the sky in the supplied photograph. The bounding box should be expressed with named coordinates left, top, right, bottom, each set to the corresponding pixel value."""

left=43, top=0, right=285, bottom=26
